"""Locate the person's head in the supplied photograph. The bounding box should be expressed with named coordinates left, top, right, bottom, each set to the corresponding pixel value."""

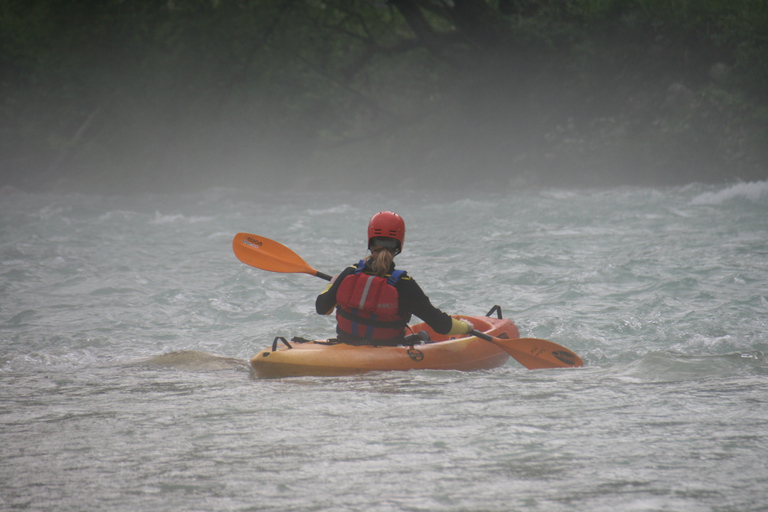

left=367, top=211, right=405, bottom=254
left=366, top=211, right=405, bottom=276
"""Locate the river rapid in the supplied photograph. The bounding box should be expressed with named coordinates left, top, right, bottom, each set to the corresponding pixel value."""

left=1, top=181, right=767, bottom=511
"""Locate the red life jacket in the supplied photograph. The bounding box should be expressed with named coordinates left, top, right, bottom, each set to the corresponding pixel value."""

left=336, top=261, right=408, bottom=344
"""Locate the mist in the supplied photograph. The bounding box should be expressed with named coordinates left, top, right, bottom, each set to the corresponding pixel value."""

left=2, top=0, right=766, bottom=194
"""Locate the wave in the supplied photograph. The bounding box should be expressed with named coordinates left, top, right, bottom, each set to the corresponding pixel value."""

left=691, top=180, right=768, bottom=205
left=306, top=204, right=354, bottom=215
left=149, top=211, right=213, bottom=224
left=127, top=350, right=250, bottom=371
left=612, top=351, right=768, bottom=382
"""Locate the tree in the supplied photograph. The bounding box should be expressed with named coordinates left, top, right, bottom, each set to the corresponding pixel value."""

left=1, top=0, right=766, bottom=192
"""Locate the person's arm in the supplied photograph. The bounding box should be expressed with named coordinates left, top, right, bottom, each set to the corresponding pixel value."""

left=315, top=266, right=355, bottom=315
left=397, top=277, right=472, bottom=335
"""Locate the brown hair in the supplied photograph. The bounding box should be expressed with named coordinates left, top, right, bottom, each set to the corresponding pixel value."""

left=365, top=248, right=395, bottom=277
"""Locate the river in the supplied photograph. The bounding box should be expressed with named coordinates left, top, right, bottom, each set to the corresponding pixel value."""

left=1, top=181, right=767, bottom=511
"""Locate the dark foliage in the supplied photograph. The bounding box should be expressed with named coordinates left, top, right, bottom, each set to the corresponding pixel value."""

left=1, top=0, right=766, bottom=192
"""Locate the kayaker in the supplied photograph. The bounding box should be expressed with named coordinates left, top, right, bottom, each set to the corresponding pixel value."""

left=315, top=211, right=474, bottom=346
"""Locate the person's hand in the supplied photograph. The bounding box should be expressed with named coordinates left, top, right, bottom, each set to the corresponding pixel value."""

left=330, top=274, right=340, bottom=283
left=449, top=318, right=475, bottom=336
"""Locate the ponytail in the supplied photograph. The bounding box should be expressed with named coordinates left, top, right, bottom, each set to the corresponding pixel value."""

left=365, top=248, right=395, bottom=277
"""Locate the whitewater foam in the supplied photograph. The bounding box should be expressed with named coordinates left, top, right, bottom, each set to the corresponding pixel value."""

left=691, top=180, right=768, bottom=205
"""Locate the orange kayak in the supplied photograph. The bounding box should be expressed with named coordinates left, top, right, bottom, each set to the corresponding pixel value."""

left=250, top=314, right=520, bottom=378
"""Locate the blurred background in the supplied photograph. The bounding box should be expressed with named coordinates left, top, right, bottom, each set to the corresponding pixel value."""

left=2, top=0, right=767, bottom=193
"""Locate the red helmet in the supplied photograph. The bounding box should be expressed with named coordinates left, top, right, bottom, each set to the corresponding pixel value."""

left=368, top=211, right=405, bottom=253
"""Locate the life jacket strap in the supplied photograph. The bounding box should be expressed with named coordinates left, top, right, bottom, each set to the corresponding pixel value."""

left=337, top=331, right=406, bottom=347
left=336, top=307, right=406, bottom=329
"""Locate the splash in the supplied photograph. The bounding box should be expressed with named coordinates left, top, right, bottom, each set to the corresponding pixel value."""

left=691, top=180, right=768, bottom=205
left=128, top=351, right=250, bottom=371
left=149, top=211, right=212, bottom=224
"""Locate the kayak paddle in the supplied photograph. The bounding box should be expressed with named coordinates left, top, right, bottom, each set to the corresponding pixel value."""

left=471, top=330, right=583, bottom=369
left=233, top=232, right=333, bottom=281
left=232, top=232, right=583, bottom=370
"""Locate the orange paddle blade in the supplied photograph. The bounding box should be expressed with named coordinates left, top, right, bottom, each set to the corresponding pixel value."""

left=490, top=337, right=584, bottom=369
left=233, top=233, right=320, bottom=276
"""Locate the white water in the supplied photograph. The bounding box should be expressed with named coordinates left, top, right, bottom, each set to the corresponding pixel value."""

left=2, top=181, right=767, bottom=511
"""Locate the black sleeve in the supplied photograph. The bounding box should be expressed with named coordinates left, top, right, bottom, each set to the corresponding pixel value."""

left=396, top=276, right=455, bottom=334
left=315, top=266, right=356, bottom=315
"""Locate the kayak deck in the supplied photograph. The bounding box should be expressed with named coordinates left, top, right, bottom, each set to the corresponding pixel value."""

left=250, top=314, right=520, bottom=378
